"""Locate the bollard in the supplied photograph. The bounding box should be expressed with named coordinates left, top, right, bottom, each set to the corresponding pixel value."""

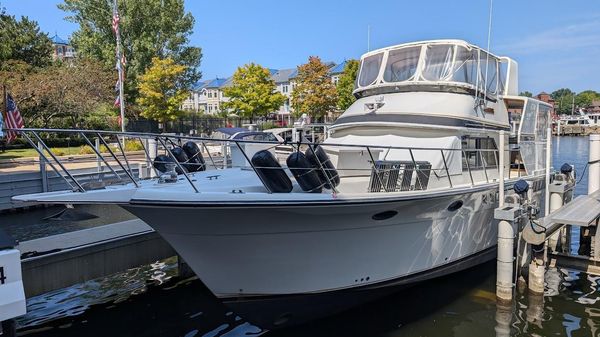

left=588, top=134, right=600, bottom=194
left=528, top=244, right=545, bottom=294
left=496, top=220, right=515, bottom=302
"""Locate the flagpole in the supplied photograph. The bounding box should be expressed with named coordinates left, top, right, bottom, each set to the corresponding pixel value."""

left=114, top=0, right=126, bottom=134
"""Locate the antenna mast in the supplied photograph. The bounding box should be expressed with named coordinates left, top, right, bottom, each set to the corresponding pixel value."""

left=483, top=0, right=494, bottom=101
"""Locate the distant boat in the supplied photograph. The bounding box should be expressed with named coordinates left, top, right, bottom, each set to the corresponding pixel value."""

left=14, top=39, right=552, bottom=328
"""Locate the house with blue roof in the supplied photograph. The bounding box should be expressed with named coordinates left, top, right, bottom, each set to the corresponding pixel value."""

left=50, top=33, right=76, bottom=62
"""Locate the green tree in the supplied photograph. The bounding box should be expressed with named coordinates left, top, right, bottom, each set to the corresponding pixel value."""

left=551, top=88, right=575, bottom=115
left=137, top=57, right=188, bottom=123
left=291, top=56, right=338, bottom=121
left=336, top=59, right=359, bottom=110
left=1, top=59, right=115, bottom=129
left=0, top=7, right=52, bottom=67
left=575, top=90, right=600, bottom=109
left=59, top=0, right=202, bottom=100
left=222, top=63, right=285, bottom=122
left=519, top=91, right=533, bottom=98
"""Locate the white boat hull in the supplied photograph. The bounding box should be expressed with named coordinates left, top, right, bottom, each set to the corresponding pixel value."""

left=123, top=186, right=504, bottom=325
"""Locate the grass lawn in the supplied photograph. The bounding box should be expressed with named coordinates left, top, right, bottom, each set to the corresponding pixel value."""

left=0, top=147, right=82, bottom=160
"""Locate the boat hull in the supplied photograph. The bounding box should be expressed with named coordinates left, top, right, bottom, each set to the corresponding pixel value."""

left=123, top=187, right=502, bottom=327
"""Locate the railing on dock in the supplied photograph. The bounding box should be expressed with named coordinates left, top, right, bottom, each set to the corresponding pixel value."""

left=2, top=128, right=530, bottom=195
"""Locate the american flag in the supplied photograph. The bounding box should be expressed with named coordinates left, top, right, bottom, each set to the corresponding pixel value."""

left=4, top=94, right=24, bottom=143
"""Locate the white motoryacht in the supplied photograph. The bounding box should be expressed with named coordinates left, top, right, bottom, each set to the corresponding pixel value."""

left=12, top=39, right=552, bottom=328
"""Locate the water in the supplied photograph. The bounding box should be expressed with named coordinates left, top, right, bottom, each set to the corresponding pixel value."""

left=7, top=136, right=600, bottom=337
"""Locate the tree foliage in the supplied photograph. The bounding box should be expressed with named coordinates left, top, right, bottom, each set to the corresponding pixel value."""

left=291, top=56, right=338, bottom=120
left=222, top=63, right=285, bottom=122
left=58, top=0, right=202, bottom=100
left=576, top=90, right=600, bottom=109
left=336, top=59, right=359, bottom=111
left=519, top=91, right=533, bottom=98
left=0, top=59, right=116, bottom=129
left=137, top=57, right=188, bottom=123
left=0, top=7, right=52, bottom=67
left=552, top=88, right=576, bottom=115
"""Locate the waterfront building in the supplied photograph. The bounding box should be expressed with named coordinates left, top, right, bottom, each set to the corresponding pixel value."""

left=181, top=61, right=348, bottom=120
left=50, top=34, right=76, bottom=62
left=535, top=92, right=557, bottom=116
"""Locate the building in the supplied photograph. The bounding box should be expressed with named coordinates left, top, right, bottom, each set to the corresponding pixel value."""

left=181, top=61, right=348, bottom=119
left=50, top=34, right=76, bottom=62
left=588, top=100, right=600, bottom=114
left=535, top=92, right=556, bottom=115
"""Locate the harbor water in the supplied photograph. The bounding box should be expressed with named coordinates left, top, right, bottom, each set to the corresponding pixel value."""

left=2, top=136, right=599, bottom=337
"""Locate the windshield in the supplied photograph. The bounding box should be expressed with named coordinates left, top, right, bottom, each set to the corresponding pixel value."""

left=357, top=42, right=504, bottom=98
left=383, top=46, right=421, bottom=82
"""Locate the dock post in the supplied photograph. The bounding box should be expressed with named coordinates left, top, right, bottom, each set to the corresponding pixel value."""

left=496, top=219, right=515, bottom=302
left=499, top=130, right=505, bottom=207
left=528, top=244, right=545, bottom=294
left=588, top=134, right=600, bottom=194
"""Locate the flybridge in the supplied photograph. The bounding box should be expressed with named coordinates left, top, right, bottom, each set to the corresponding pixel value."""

left=354, top=40, right=519, bottom=99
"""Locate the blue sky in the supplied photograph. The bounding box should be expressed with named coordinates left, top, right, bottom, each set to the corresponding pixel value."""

left=3, top=0, right=600, bottom=94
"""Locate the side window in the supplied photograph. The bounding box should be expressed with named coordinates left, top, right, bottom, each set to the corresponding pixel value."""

left=462, top=136, right=498, bottom=169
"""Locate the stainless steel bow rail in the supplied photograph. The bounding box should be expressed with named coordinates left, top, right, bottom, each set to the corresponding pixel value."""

left=2, top=128, right=522, bottom=194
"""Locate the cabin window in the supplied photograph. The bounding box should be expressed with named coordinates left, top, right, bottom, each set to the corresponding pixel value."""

left=421, top=44, right=455, bottom=81
left=383, top=46, right=420, bottom=82
left=462, top=136, right=498, bottom=170
left=358, top=53, right=383, bottom=86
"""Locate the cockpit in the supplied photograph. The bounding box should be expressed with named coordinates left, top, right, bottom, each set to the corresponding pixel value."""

left=354, top=40, right=516, bottom=100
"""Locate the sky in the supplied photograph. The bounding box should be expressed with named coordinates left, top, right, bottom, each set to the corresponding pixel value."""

left=2, top=0, right=600, bottom=94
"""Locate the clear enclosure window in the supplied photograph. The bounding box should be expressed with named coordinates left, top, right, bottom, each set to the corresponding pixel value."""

left=383, top=46, right=421, bottom=82
left=452, top=46, right=478, bottom=85
left=421, top=44, right=455, bottom=81
left=358, top=53, right=383, bottom=86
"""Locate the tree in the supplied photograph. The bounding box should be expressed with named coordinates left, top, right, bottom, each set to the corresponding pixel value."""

left=291, top=56, right=338, bottom=121
left=0, top=8, right=52, bottom=67
left=551, top=88, right=575, bottom=115
left=336, top=59, right=359, bottom=111
left=576, top=90, right=600, bottom=109
left=0, top=59, right=115, bottom=129
left=221, top=63, right=285, bottom=122
left=519, top=91, right=533, bottom=98
left=137, top=57, right=188, bottom=123
left=59, top=0, right=202, bottom=100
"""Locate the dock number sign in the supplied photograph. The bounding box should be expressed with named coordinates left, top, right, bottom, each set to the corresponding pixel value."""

left=0, top=266, right=5, bottom=284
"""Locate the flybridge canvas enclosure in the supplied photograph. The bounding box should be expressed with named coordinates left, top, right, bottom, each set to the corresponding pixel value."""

left=518, top=98, right=552, bottom=175
left=324, top=135, right=462, bottom=176
left=354, top=40, right=514, bottom=99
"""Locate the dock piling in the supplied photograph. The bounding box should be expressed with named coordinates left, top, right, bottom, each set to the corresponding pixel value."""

left=496, top=219, right=515, bottom=302
left=588, top=134, right=600, bottom=194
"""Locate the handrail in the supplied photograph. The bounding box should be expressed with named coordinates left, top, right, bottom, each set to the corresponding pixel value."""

left=2, top=128, right=498, bottom=153
left=2, top=128, right=533, bottom=196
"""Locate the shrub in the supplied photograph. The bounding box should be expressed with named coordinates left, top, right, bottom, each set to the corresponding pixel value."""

left=124, top=140, right=144, bottom=152
left=50, top=148, right=66, bottom=156
left=79, top=145, right=96, bottom=155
